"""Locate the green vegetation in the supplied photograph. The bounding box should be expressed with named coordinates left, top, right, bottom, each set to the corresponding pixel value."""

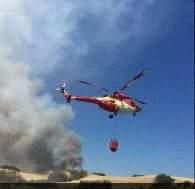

left=154, top=173, right=175, bottom=183
left=180, top=181, right=193, bottom=189
left=47, top=170, right=68, bottom=182
left=0, top=169, right=25, bottom=182
left=47, top=169, right=88, bottom=182
left=92, top=172, right=106, bottom=176
left=69, top=169, right=88, bottom=181
left=0, top=165, right=20, bottom=172
left=132, top=174, right=144, bottom=177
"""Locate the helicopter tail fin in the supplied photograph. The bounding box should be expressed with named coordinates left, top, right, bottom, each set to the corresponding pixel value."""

left=56, top=83, right=72, bottom=103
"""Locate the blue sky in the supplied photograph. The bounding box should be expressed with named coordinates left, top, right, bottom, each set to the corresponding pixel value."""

left=53, top=1, right=194, bottom=177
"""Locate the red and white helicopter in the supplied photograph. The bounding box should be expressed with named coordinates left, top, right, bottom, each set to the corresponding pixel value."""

left=56, top=70, right=147, bottom=119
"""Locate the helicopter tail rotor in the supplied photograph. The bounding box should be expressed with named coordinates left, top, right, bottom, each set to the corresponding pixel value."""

left=56, top=83, right=71, bottom=103
left=56, top=83, right=66, bottom=94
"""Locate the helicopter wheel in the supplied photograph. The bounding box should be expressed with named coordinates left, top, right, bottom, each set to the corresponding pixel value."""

left=133, top=112, right=136, bottom=116
left=109, top=114, right=114, bottom=119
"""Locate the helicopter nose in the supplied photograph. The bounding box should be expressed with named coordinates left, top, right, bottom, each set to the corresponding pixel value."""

left=136, top=106, right=142, bottom=112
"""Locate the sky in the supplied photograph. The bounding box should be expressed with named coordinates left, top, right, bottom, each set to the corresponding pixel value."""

left=0, top=0, right=194, bottom=177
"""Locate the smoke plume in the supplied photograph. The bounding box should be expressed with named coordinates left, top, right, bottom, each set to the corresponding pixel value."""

left=0, top=62, right=82, bottom=172
left=0, top=1, right=173, bottom=76
left=0, top=0, right=87, bottom=172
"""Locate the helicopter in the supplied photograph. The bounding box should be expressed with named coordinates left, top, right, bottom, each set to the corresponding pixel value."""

left=56, top=69, right=147, bottom=119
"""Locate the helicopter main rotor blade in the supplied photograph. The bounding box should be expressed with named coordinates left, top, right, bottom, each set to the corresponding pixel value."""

left=76, top=80, right=110, bottom=92
left=130, top=97, right=147, bottom=105
left=119, top=69, right=146, bottom=91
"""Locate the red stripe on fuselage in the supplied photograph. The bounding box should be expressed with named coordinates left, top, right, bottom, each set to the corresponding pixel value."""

left=71, top=96, right=118, bottom=113
left=71, top=96, right=99, bottom=104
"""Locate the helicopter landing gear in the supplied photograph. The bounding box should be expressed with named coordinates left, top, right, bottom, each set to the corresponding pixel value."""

left=133, top=112, right=136, bottom=116
left=66, top=95, right=71, bottom=103
left=109, top=111, right=118, bottom=119
left=109, top=114, right=114, bottom=119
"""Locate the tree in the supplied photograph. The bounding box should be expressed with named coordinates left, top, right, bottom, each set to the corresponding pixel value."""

left=47, top=170, right=68, bottom=182
left=132, top=174, right=144, bottom=177
left=0, top=169, right=25, bottom=182
left=178, top=181, right=193, bottom=189
left=69, top=169, right=88, bottom=181
left=92, top=172, right=106, bottom=176
left=0, top=165, right=20, bottom=172
left=154, top=174, right=175, bottom=184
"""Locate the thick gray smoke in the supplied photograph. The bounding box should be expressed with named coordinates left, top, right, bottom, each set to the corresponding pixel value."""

left=0, top=0, right=173, bottom=76
left=0, top=0, right=85, bottom=173
left=0, top=62, right=82, bottom=172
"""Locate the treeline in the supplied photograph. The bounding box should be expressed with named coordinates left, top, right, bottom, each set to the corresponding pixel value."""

left=47, top=169, right=88, bottom=182
left=0, top=165, right=193, bottom=188
left=0, top=165, right=88, bottom=183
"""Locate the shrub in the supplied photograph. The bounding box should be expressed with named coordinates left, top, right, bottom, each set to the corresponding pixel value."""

left=154, top=174, right=175, bottom=184
left=0, top=169, right=25, bottom=182
left=92, top=172, right=106, bottom=176
left=69, top=169, right=88, bottom=181
left=132, top=174, right=144, bottom=177
left=0, top=165, right=20, bottom=172
left=47, top=170, right=68, bottom=182
left=182, top=181, right=193, bottom=189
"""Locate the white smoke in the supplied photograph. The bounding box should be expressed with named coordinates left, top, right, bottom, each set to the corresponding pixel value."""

left=0, top=0, right=173, bottom=75
left=0, top=62, right=83, bottom=172
left=0, top=0, right=85, bottom=172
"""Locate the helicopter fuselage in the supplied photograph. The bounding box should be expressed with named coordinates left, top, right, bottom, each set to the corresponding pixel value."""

left=69, top=94, right=141, bottom=115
